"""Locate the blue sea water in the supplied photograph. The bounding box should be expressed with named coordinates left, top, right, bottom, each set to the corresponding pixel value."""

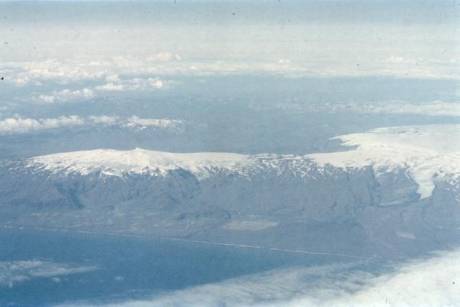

left=0, top=229, right=356, bottom=306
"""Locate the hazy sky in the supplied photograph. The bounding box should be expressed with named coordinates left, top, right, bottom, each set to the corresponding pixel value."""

left=1, top=0, right=458, bottom=79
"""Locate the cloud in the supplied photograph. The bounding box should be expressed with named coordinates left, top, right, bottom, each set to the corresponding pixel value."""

left=0, top=116, right=85, bottom=134
left=147, top=52, right=182, bottom=62
left=36, top=88, right=95, bottom=104
left=122, top=116, right=183, bottom=131
left=287, top=249, right=460, bottom=307
left=384, top=56, right=418, bottom=65
left=3, top=50, right=458, bottom=92
left=2, top=54, right=180, bottom=87
left=0, top=115, right=185, bottom=135
left=66, top=249, right=459, bottom=307
left=95, top=77, right=166, bottom=92
left=88, top=115, right=119, bottom=125
left=24, top=73, right=170, bottom=104
left=19, top=60, right=105, bottom=83
left=274, top=100, right=460, bottom=118
left=0, top=260, right=97, bottom=288
left=94, top=82, right=125, bottom=91
left=352, top=101, right=460, bottom=117
left=87, top=115, right=184, bottom=132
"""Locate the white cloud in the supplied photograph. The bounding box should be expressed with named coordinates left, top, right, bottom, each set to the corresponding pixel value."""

left=340, top=101, right=460, bottom=117
left=88, top=115, right=119, bottom=125
left=0, top=116, right=85, bottom=134
left=385, top=56, right=418, bottom=65
left=105, top=74, right=121, bottom=82
left=275, top=100, right=460, bottom=118
left=123, top=116, right=183, bottom=131
left=25, top=75, right=170, bottom=104
left=94, top=82, right=125, bottom=91
left=37, top=88, right=95, bottom=104
left=0, top=115, right=185, bottom=135
left=2, top=53, right=181, bottom=87
left=95, top=78, right=167, bottom=92
left=3, top=48, right=458, bottom=91
left=147, top=52, right=181, bottom=62
left=17, top=60, right=106, bottom=84
left=86, top=115, right=184, bottom=131
left=365, top=101, right=460, bottom=117
left=287, top=250, right=460, bottom=307
left=0, top=260, right=97, bottom=288
left=66, top=249, right=459, bottom=307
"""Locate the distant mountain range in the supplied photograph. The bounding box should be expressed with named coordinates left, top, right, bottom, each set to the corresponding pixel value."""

left=1, top=125, right=459, bottom=258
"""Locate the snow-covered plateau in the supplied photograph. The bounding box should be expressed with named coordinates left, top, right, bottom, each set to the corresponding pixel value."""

left=1, top=124, right=459, bottom=258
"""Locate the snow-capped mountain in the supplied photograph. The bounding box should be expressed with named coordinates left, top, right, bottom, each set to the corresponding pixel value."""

left=27, top=149, right=252, bottom=178
left=1, top=125, right=459, bottom=257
